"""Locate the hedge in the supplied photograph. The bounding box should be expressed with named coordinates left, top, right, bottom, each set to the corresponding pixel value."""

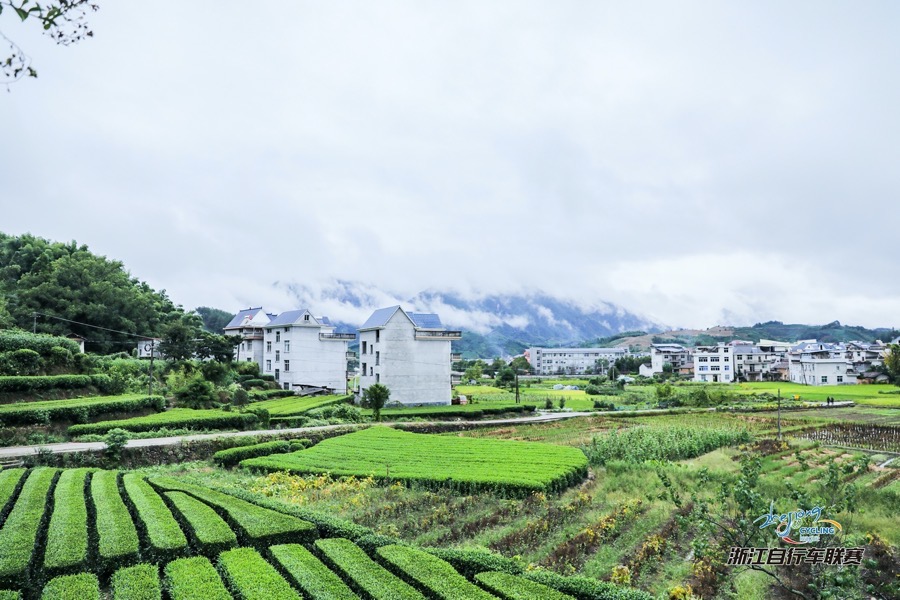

left=521, top=570, right=654, bottom=600
left=164, top=556, right=231, bottom=600
left=0, top=467, right=57, bottom=589
left=0, top=374, right=92, bottom=394
left=122, top=474, right=187, bottom=560
left=242, top=379, right=267, bottom=389
left=148, top=477, right=316, bottom=547
left=248, top=389, right=294, bottom=400
left=269, top=543, right=357, bottom=600
left=314, top=538, right=423, bottom=600
left=376, top=544, right=496, bottom=600
left=68, top=408, right=258, bottom=436
left=90, top=471, right=139, bottom=573
left=0, top=468, right=26, bottom=521
left=164, top=491, right=237, bottom=557
left=217, top=547, right=300, bottom=600
left=0, top=591, right=19, bottom=600
left=39, top=573, right=99, bottom=600
left=425, top=548, right=524, bottom=579
left=0, top=331, right=80, bottom=358
left=0, top=394, right=164, bottom=426
left=475, top=572, right=574, bottom=600
left=213, top=440, right=291, bottom=468
left=43, top=468, right=92, bottom=575
left=111, top=564, right=161, bottom=600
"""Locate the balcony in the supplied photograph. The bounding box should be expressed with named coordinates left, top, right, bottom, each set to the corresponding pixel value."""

left=319, top=333, right=356, bottom=341
left=346, top=351, right=357, bottom=359
left=415, top=330, right=462, bottom=341
left=451, top=353, right=463, bottom=362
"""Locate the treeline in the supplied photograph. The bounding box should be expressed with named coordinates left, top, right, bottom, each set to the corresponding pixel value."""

left=0, top=233, right=183, bottom=353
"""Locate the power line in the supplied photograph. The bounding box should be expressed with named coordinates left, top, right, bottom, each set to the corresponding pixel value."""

left=32, top=312, right=157, bottom=340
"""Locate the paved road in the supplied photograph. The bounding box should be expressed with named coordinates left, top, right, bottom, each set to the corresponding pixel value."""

left=0, top=411, right=595, bottom=459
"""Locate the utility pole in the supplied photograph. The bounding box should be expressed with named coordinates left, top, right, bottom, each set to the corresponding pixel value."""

left=515, top=369, right=520, bottom=404
left=148, top=339, right=155, bottom=397
left=33, top=313, right=37, bottom=334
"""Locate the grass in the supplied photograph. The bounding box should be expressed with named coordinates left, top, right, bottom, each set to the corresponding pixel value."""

left=242, top=426, right=589, bottom=495
left=736, top=382, right=900, bottom=406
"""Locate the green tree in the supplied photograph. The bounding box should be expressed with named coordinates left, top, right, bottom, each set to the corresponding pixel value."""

left=195, top=306, right=233, bottom=335
left=883, top=344, right=900, bottom=384
left=509, top=356, right=530, bottom=374
left=1, top=0, right=98, bottom=84
left=495, top=367, right=515, bottom=387
left=362, top=383, right=390, bottom=422
left=484, top=358, right=505, bottom=377
left=158, top=316, right=199, bottom=364
left=463, top=362, right=483, bottom=383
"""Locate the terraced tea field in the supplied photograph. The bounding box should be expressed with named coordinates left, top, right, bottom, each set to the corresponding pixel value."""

left=0, top=467, right=640, bottom=600
left=241, top=427, right=589, bottom=495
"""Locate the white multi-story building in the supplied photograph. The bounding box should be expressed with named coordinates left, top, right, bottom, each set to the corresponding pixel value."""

left=358, top=306, right=460, bottom=406
left=788, top=341, right=857, bottom=386
left=225, top=307, right=274, bottom=364
left=527, top=347, right=629, bottom=375
left=731, top=342, right=781, bottom=382
left=262, top=310, right=354, bottom=393
left=692, top=343, right=734, bottom=383
left=643, top=343, right=692, bottom=377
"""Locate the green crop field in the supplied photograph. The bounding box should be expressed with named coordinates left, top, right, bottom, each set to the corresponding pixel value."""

left=241, top=426, right=588, bottom=494
left=0, top=394, right=164, bottom=426
left=735, top=382, right=900, bottom=406
left=67, top=408, right=259, bottom=436
left=252, top=394, right=351, bottom=416
left=0, top=467, right=636, bottom=600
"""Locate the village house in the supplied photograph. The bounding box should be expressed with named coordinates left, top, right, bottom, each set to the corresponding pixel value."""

left=692, top=343, right=734, bottom=383
left=788, top=341, right=858, bottom=386
left=358, top=306, right=460, bottom=406
left=641, top=343, right=692, bottom=377
left=225, top=307, right=274, bottom=364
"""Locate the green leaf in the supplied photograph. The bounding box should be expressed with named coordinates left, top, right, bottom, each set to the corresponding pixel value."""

left=15, top=7, right=29, bottom=20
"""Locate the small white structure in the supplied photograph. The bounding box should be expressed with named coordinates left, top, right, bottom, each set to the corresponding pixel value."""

left=527, top=346, right=629, bottom=375
left=692, top=343, right=734, bottom=383
left=225, top=307, right=273, bottom=364
left=358, top=306, right=460, bottom=406
left=263, top=310, right=353, bottom=393
left=136, top=338, right=163, bottom=359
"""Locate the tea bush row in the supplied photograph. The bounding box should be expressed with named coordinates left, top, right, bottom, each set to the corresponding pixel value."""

left=122, top=474, right=188, bottom=561
left=269, top=543, right=357, bottom=600
left=0, top=467, right=57, bottom=589
left=0, top=394, right=164, bottom=426
left=68, top=408, right=258, bottom=435
left=44, top=468, right=92, bottom=575
left=164, top=492, right=237, bottom=557
left=376, top=544, right=496, bottom=600
left=213, top=441, right=291, bottom=468
left=314, top=538, right=423, bottom=600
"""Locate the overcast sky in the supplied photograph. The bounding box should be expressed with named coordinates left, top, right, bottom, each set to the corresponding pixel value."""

left=2, top=2, right=900, bottom=330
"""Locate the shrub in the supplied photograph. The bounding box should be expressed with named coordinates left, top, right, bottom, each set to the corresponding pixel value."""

left=241, top=379, right=266, bottom=390
left=425, top=547, right=523, bottom=579
left=545, top=398, right=553, bottom=409
left=0, top=330, right=80, bottom=357
left=173, top=375, right=218, bottom=409
left=111, top=564, right=161, bottom=600
left=232, top=388, right=250, bottom=406
left=260, top=374, right=276, bottom=382
left=0, top=394, right=164, bottom=427
left=217, top=547, right=299, bottom=600
left=164, top=556, right=231, bottom=600
left=122, top=474, right=187, bottom=560
left=43, top=468, right=91, bottom=575
left=213, top=441, right=291, bottom=468
left=91, top=471, right=140, bottom=574
left=40, top=573, right=100, bottom=600
left=235, top=362, right=260, bottom=377
left=0, top=349, right=43, bottom=376
left=582, top=426, right=752, bottom=466
left=104, top=429, right=131, bottom=460
left=0, top=374, right=93, bottom=394
left=68, top=408, right=258, bottom=436
left=585, top=384, right=601, bottom=395
left=475, top=571, right=575, bottom=600
left=314, top=538, right=422, bottom=600
left=269, top=544, right=357, bottom=600
left=148, top=477, right=316, bottom=547
left=593, top=400, right=616, bottom=411
left=0, top=467, right=57, bottom=589
left=376, top=544, right=494, bottom=599
left=163, top=492, right=237, bottom=557
left=48, top=347, right=74, bottom=371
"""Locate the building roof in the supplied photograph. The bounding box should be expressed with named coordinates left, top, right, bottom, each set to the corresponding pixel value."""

left=360, top=306, right=402, bottom=330
left=409, top=312, right=443, bottom=329
left=225, top=307, right=269, bottom=329
left=266, top=310, right=312, bottom=327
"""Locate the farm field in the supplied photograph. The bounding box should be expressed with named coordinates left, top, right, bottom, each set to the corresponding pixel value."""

left=0, top=467, right=634, bottom=600
left=134, top=406, right=900, bottom=600
left=735, top=381, right=900, bottom=407
left=252, top=394, right=352, bottom=416
left=241, top=427, right=589, bottom=494
left=67, top=407, right=260, bottom=436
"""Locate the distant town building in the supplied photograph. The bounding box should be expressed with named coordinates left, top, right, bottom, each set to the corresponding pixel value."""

left=692, top=343, right=734, bottom=383
left=645, top=343, right=692, bottom=377
left=527, top=347, right=629, bottom=375
left=788, top=341, right=858, bottom=386
left=358, top=306, right=460, bottom=406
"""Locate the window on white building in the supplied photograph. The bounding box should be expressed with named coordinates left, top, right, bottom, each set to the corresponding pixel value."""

left=304, top=314, right=310, bottom=321
left=711, top=357, right=720, bottom=362
left=284, top=340, right=290, bottom=353
left=284, top=360, right=290, bottom=372
left=375, top=351, right=380, bottom=366
left=266, top=341, right=272, bottom=352
left=275, top=350, right=280, bottom=362
left=266, top=360, right=272, bottom=371
left=837, top=376, right=843, bottom=383
left=369, top=367, right=373, bottom=376
left=362, top=362, right=367, bottom=374
left=246, top=341, right=252, bottom=351
left=376, top=373, right=380, bottom=383
left=283, top=382, right=290, bottom=390
left=821, top=376, right=828, bottom=383
left=712, top=366, right=720, bottom=371
left=275, top=369, right=280, bottom=381
left=375, top=330, right=380, bottom=342
left=362, top=341, right=367, bottom=354
left=276, top=331, right=281, bottom=342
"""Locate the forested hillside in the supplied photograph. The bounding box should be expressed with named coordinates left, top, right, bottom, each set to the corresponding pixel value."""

left=0, top=233, right=185, bottom=353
